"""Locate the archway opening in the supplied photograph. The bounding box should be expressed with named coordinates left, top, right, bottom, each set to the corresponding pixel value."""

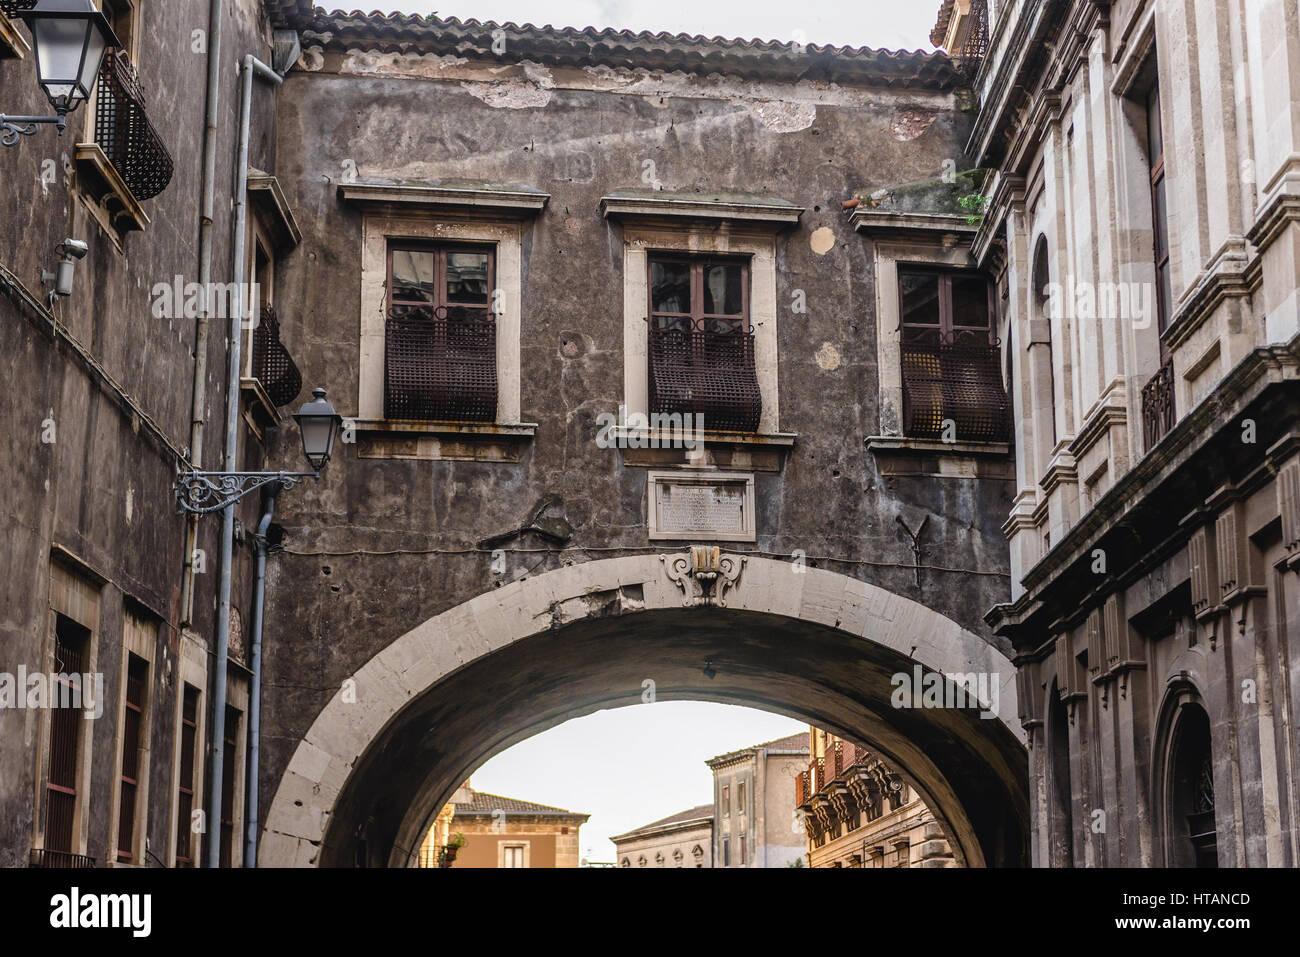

left=1166, top=699, right=1216, bottom=868
left=262, top=558, right=1029, bottom=869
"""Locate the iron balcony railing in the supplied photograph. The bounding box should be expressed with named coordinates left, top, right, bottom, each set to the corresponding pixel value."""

left=94, top=50, right=174, bottom=202
left=251, top=305, right=303, bottom=407
left=649, top=320, right=762, bottom=433
left=30, top=848, right=96, bottom=869
left=901, top=336, right=1011, bottom=443
left=1141, top=356, right=1176, bottom=452
left=384, top=306, right=497, bottom=422
left=954, top=0, right=990, bottom=81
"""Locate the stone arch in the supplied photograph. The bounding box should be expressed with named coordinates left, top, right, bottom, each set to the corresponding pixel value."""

left=1152, top=679, right=1218, bottom=867
left=261, top=553, right=1028, bottom=868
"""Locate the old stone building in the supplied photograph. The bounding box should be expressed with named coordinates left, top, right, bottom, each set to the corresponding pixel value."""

left=706, top=733, right=808, bottom=867
left=0, top=0, right=305, bottom=869
left=415, top=784, right=588, bottom=868
left=796, top=727, right=955, bottom=867
left=4, top=0, right=1291, bottom=873
left=612, top=804, right=713, bottom=868
left=946, top=0, right=1300, bottom=867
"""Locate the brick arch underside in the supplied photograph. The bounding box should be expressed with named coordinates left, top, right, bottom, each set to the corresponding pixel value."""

left=261, top=556, right=1029, bottom=868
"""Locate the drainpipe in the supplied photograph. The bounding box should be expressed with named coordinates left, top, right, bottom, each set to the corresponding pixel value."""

left=244, top=488, right=277, bottom=867
left=207, top=54, right=283, bottom=869
left=180, top=0, right=225, bottom=625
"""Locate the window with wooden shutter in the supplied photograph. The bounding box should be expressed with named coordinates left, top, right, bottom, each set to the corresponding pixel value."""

left=44, top=616, right=89, bottom=858
left=219, top=705, right=241, bottom=868
left=116, top=653, right=148, bottom=863
left=175, top=684, right=199, bottom=866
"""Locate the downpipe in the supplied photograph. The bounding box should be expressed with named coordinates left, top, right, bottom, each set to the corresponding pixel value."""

left=207, top=54, right=283, bottom=869
left=180, top=0, right=225, bottom=624
left=243, top=489, right=276, bottom=867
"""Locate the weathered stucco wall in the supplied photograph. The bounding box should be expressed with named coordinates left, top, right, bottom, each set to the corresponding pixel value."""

left=259, top=49, right=1015, bottom=857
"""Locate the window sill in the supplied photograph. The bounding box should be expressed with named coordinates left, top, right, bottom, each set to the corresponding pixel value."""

left=0, top=11, right=29, bottom=58
left=865, top=435, right=1010, bottom=457
left=612, top=426, right=796, bottom=449
left=352, top=419, right=538, bottom=438
left=240, top=378, right=282, bottom=442
left=75, top=143, right=149, bottom=242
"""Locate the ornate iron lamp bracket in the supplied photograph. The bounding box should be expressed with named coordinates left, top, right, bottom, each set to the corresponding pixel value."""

left=0, top=113, right=65, bottom=147
left=175, top=470, right=317, bottom=515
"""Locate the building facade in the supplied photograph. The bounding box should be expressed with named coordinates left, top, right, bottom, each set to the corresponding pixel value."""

left=796, top=728, right=956, bottom=867
left=611, top=804, right=713, bottom=868
left=705, top=734, right=808, bottom=868
left=0, top=0, right=302, bottom=869
left=417, top=785, right=588, bottom=868
left=945, top=0, right=1300, bottom=866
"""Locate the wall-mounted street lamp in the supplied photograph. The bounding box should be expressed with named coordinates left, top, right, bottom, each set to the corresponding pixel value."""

left=1, top=0, right=119, bottom=147
left=175, top=388, right=342, bottom=514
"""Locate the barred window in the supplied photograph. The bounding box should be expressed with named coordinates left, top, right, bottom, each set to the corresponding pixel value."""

left=898, top=267, right=1009, bottom=443
left=647, top=254, right=762, bottom=433
left=384, top=243, right=498, bottom=423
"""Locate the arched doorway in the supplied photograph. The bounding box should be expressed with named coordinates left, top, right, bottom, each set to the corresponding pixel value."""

left=260, top=554, right=1029, bottom=867
left=1155, top=684, right=1217, bottom=867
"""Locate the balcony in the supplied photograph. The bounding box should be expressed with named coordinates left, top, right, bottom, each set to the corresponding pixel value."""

left=30, top=848, right=96, bottom=869
left=76, top=50, right=174, bottom=240
left=241, top=305, right=303, bottom=437
left=384, top=307, right=498, bottom=423
left=901, top=338, right=1011, bottom=444
left=1141, top=357, right=1176, bottom=452
left=649, top=323, right=762, bottom=434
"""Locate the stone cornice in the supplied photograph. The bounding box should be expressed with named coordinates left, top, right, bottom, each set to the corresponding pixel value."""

left=1161, top=238, right=1255, bottom=353
left=988, top=343, right=1300, bottom=637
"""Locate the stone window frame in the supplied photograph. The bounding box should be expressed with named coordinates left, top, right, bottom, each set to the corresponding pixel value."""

left=499, top=840, right=530, bottom=868
left=32, top=556, right=104, bottom=862
left=358, top=213, right=526, bottom=432
left=869, top=239, right=1010, bottom=454
left=106, top=604, right=157, bottom=867
left=167, top=632, right=207, bottom=867
left=621, top=224, right=782, bottom=438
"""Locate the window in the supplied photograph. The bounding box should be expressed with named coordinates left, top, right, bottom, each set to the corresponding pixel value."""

left=502, top=844, right=525, bottom=868
left=44, top=615, right=89, bottom=858
left=722, top=784, right=730, bottom=818
left=1140, top=73, right=1176, bottom=451
left=737, top=781, right=745, bottom=814
left=384, top=242, right=498, bottom=423
left=722, top=837, right=730, bottom=867
left=898, top=267, right=1009, bottom=443
left=647, top=254, right=762, bottom=433
left=219, top=705, right=241, bottom=868
left=115, top=654, right=148, bottom=863
left=739, top=833, right=747, bottom=865
left=175, top=684, right=200, bottom=867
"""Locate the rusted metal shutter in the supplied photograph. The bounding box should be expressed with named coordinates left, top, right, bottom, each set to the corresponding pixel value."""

left=251, top=305, right=302, bottom=407
left=384, top=308, right=498, bottom=422
left=649, top=325, right=762, bottom=433
left=902, top=339, right=1011, bottom=442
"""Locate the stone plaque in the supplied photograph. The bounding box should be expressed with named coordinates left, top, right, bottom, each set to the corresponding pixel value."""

left=649, top=471, right=756, bottom=542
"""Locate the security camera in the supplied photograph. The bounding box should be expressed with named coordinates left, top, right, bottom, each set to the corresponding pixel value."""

left=58, top=239, right=89, bottom=261
left=43, top=237, right=89, bottom=305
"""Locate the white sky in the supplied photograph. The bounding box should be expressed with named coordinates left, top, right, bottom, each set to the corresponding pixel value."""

left=470, top=702, right=807, bottom=863
left=377, top=1, right=940, bottom=52
left=377, top=0, right=928, bottom=865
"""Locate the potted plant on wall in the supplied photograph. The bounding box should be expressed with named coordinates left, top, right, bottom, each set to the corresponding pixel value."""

left=440, top=833, right=466, bottom=867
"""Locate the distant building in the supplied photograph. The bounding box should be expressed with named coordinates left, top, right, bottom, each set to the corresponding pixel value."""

left=611, top=804, right=714, bottom=868
left=707, top=733, right=809, bottom=868
left=418, top=784, right=588, bottom=868
left=795, top=729, right=956, bottom=868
